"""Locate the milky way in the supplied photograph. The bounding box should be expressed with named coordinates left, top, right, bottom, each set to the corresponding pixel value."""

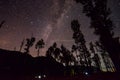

left=0, top=0, right=120, bottom=57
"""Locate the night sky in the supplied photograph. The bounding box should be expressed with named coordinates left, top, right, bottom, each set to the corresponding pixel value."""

left=0, top=0, right=120, bottom=57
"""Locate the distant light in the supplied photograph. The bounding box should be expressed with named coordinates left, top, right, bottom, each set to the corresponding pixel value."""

left=35, top=75, right=46, bottom=79
left=85, top=72, right=88, bottom=75
left=38, top=75, right=41, bottom=79
left=43, top=75, right=46, bottom=77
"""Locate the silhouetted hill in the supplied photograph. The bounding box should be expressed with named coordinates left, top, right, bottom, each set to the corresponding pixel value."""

left=33, top=56, right=64, bottom=76
left=0, top=49, right=120, bottom=80
left=0, top=49, right=64, bottom=76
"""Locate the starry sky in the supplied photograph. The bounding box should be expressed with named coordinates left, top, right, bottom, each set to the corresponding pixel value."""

left=0, top=0, right=120, bottom=57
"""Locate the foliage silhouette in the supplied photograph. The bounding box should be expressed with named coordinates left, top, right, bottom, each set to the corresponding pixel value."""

left=71, top=20, right=91, bottom=67
left=95, top=41, right=116, bottom=72
left=46, top=46, right=54, bottom=58
left=89, top=42, right=101, bottom=71
left=35, top=39, right=45, bottom=56
left=75, top=0, right=120, bottom=71
left=46, top=42, right=57, bottom=58
left=24, top=37, right=36, bottom=54
left=60, top=45, right=74, bottom=66
left=46, top=43, right=75, bottom=67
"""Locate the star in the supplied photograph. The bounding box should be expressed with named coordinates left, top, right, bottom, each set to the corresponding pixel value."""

left=66, top=15, right=69, bottom=18
left=0, top=0, right=119, bottom=57
left=30, top=21, right=34, bottom=25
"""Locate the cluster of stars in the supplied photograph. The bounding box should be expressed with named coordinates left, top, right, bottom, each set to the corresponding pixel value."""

left=0, top=0, right=119, bottom=57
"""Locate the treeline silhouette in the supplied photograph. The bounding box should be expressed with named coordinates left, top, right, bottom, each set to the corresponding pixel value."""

left=0, top=49, right=64, bottom=76
left=74, top=0, right=120, bottom=71
left=0, top=19, right=116, bottom=77
left=0, top=0, right=119, bottom=77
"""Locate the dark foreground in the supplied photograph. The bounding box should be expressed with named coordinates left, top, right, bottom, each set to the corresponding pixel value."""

left=0, top=72, right=120, bottom=80
left=0, top=49, right=120, bottom=80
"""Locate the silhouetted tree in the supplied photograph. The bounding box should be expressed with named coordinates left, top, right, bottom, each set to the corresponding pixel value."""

left=75, top=0, right=120, bottom=71
left=71, top=45, right=77, bottom=53
left=60, top=45, right=76, bottom=75
left=46, top=43, right=75, bottom=66
left=95, top=41, right=116, bottom=72
left=60, top=45, right=74, bottom=66
left=89, top=42, right=101, bottom=70
left=71, top=20, right=91, bottom=67
left=89, top=42, right=95, bottom=54
left=46, top=46, right=54, bottom=58
left=53, top=42, right=57, bottom=50
left=54, top=48, right=61, bottom=60
left=71, top=44, right=78, bottom=65
left=46, top=42, right=60, bottom=59
left=19, top=39, right=25, bottom=52
left=24, top=37, right=35, bottom=54
left=35, top=39, right=45, bottom=56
